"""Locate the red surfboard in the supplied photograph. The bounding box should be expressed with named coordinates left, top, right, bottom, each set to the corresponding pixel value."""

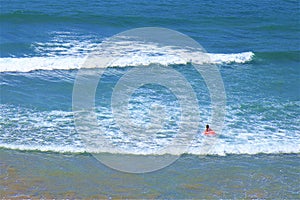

left=203, top=130, right=216, bottom=136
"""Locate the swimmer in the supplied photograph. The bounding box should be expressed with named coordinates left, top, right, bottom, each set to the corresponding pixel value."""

left=204, top=124, right=216, bottom=135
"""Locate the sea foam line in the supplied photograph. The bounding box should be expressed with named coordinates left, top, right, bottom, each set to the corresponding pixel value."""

left=0, top=52, right=254, bottom=72
left=0, top=141, right=299, bottom=156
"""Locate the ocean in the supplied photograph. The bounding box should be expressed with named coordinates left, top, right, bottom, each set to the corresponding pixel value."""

left=1, top=0, right=299, bottom=198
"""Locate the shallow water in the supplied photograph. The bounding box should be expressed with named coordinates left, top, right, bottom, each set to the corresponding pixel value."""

left=1, top=149, right=299, bottom=198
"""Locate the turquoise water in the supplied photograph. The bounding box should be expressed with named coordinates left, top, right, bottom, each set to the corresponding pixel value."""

left=1, top=0, right=300, bottom=198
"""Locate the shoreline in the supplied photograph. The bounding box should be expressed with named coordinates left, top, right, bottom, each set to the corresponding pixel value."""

left=1, top=146, right=299, bottom=157
left=1, top=148, right=299, bottom=198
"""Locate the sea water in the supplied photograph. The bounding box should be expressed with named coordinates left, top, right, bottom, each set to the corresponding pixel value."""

left=0, top=0, right=299, bottom=198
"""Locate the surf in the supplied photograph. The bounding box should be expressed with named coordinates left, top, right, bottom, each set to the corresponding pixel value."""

left=0, top=51, right=254, bottom=72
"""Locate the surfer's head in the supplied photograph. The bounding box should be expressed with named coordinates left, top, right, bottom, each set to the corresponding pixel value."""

left=206, top=124, right=209, bottom=129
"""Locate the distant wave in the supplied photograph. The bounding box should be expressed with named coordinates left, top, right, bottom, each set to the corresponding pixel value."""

left=0, top=56, right=85, bottom=72
left=0, top=52, right=254, bottom=72
left=207, top=52, right=254, bottom=64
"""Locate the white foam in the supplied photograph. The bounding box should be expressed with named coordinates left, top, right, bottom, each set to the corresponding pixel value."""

left=207, top=52, right=254, bottom=64
left=0, top=143, right=86, bottom=154
left=1, top=140, right=299, bottom=156
left=1, top=102, right=299, bottom=156
left=0, top=56, right=85, bottom=72
left=31, top=31, right=101, bottom=57
left=1, top=34, right=255, bottom=72
left=0, top=51, right=254, bottom=72
left=188, top=140, right=300, bottom=156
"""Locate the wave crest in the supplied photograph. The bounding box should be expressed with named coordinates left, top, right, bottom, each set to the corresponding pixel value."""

left=0, top=51, right=254, bottom=72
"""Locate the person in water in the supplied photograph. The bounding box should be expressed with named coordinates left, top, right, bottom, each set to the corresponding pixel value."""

left=204, top=124, right=215, bottom=135
left=206, top=124, right=212, bottom=132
